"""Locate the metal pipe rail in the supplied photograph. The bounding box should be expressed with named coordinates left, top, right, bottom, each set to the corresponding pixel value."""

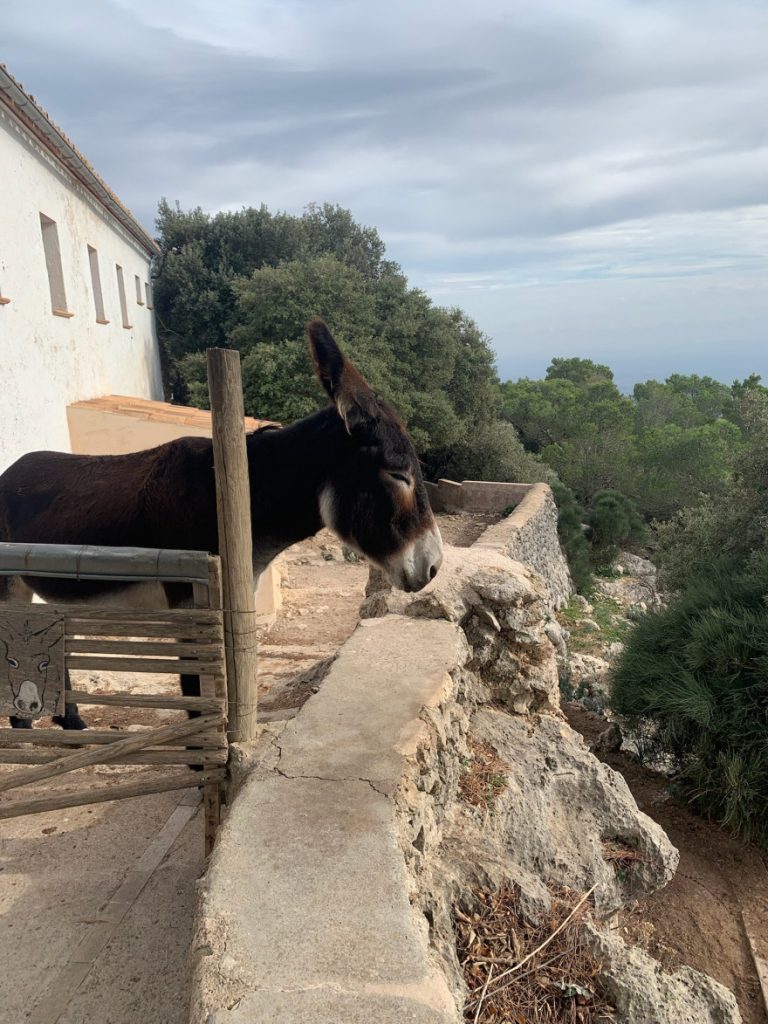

left=0, top=542, right=211, bottom=583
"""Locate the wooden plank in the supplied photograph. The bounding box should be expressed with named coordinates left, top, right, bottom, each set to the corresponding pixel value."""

left=204, top=785, right=221, bottom=856
left=52, top=606, right=222, bottom=625
left=0, top=747, right=227, bottom=766
left=0, top=714, right=220, bottom=793
left=66, top=690, right=224, bottom=712
left=65, top=639, right=224, bottom=658
left=0, top=769, right=224, bottom=820
left=208, top=348, right=259, bottom=743
left=66, top=655, right=225, bottom=675
left=195, top=557, right=226, bottom=857
left=0, top=727, right=226, bottom=748
left=65, top=619, right=223, bottom=639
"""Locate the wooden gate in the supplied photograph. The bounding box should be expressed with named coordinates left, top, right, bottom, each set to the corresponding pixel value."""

left=0, top=543, right=227, bottom=852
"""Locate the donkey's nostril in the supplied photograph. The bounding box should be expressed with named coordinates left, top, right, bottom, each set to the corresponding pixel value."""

left=429, top=564, right=438, bottom=580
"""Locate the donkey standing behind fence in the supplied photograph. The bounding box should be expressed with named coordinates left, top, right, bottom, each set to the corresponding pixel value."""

left=0, top=319, right=443, bottom=730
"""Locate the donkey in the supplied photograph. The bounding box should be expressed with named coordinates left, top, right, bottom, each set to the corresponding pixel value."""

left=0, top=318, right=443, bottom=730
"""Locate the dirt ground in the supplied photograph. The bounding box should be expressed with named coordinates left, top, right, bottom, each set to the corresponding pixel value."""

left=564, top=702, right=768, bottom=1024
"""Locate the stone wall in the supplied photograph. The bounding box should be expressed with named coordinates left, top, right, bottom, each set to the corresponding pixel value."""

left=475, top=483, right=572, bottom=609
left=190, top=507, right=741, bottom=1024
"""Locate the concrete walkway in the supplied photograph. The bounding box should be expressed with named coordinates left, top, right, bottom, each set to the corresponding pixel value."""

left=191, top=616, right=467, bottom=1024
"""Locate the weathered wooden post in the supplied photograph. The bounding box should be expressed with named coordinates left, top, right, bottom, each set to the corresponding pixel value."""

left=207, top=348, right=259, bottom=743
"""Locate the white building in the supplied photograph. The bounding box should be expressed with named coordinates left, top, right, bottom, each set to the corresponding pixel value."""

left=0, top=64, right=163, bottom=473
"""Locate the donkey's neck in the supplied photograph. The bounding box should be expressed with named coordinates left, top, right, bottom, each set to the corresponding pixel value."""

left=246, top=407, right=348, bottom=567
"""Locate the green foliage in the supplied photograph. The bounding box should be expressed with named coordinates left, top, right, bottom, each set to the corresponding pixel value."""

left=632, top=420, right=743, bottom=520
left=587, top=490, right=647, bottom=567
left=501, top=364, right=757, bottom=521
left=613, top=393, right=768, bottom=846
left=154, top=199, right=547, bottom=485
left=559, top=593, right=629, bottom=654
left=611, top=562, right=768, bottom=847
left=550, top=483, right=593, bottom=595
left=654, top=391, right=768, bottom=592
left=546, top=356, right=614, bottom=385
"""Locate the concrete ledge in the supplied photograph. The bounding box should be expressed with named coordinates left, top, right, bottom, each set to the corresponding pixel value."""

left=430, top=478, right=533, bottom=514
left=191, top=616, right=467, bottom=1024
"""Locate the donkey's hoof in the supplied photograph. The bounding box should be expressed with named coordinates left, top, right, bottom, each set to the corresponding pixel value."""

left=53, top=713, right=88, bottom=731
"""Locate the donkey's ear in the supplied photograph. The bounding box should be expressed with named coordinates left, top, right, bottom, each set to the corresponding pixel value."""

left=307, top=318, right=345, bottom=400
left=307, top=318, right=378, bottom=431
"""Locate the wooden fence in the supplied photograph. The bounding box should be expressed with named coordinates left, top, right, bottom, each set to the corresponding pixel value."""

left=0, top=543, right=228, bottom=853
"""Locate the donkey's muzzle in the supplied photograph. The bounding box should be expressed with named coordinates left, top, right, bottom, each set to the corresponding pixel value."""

left=385, top=525, right=444, bottom=592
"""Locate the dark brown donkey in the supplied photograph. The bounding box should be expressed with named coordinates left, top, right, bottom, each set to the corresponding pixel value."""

left=0, top=318, right=443, bottom=730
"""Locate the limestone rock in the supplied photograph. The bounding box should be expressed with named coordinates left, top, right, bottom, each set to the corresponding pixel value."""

left=618, top=551, right=657, bottom=578
left=571, top=594, right=594, bottom=614
left=592, top=721, right=623, bottom=755
left=586, top=924, right=743, bottom=1023
left=469, top=708, right=679, bottom=916
left=362, top=546, right=560, bottom=714
left=569, top=652, right=611, bottom=692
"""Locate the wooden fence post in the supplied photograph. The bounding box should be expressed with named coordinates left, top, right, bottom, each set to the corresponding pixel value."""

left=207, top=348, right=259, bottom=743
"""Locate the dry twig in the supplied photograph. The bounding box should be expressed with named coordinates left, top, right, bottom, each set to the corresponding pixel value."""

left=457, top=883, right=615, bottom=1023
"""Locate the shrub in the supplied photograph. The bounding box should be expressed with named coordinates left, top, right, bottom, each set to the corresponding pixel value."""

left=610, top=561, right=768, bottom=847
left=587, top=490, right=647, bottom=567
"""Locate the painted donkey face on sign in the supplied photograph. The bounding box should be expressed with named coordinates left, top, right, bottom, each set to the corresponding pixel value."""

left=0, top=614, right=64, bottom=719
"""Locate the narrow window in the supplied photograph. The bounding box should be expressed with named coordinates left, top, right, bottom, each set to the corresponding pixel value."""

left=135, top=274, right=144, bottom=305
left=116, top=265, right=131, bottom=328
left=40, top=214, right=72, bottom=317
left=88, top=246, right=108, bottom=323
left=145, top=281, right=154, bottom=309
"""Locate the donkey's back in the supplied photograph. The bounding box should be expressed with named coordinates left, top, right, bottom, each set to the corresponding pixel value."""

left=0, top=439, right=218, bottom=553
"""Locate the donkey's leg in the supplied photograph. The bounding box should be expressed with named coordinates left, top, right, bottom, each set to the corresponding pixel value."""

left=164, top=582, right=203, bottom=769
left=52, top=669, right=87, bottom=730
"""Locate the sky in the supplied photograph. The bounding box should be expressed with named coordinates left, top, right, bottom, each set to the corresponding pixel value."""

left=4, top=0, right=767, bottom=388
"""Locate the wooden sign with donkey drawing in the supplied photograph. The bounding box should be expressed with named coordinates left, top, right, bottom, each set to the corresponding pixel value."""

left=0, top=611, right=65, bottom=721
left=0, top=545, right=228, bottom=854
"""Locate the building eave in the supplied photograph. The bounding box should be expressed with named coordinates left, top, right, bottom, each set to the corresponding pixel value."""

left=0, top=65, right=160, bottom=257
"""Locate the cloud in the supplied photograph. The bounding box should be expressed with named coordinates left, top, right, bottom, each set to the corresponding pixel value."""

left=3, top=0, right=767, bottom=384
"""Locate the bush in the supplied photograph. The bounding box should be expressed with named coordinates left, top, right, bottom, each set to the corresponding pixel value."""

left=587, top=490, right=647, bottom=567
left=610, top=561, right=768, bottom=847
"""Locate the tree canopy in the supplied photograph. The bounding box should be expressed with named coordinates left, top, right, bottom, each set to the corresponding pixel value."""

left=154, top=200, right=548, bottom=485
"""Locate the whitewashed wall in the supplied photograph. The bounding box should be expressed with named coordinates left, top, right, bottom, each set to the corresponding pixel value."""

left=0, top=105, right=163, bottom=473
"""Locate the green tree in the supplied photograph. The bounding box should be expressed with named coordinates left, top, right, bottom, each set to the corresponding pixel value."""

left=546, top=356, right=613, bottom=384
left=586, top=490, right=647, bottom=566
left=611, top=392, right=768, bottom=846
left=631, top=420, right=742, bottom=520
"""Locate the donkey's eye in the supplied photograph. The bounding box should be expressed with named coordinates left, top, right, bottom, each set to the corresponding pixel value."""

left=38, top=658, right=50, bottom=671
left=388, top=472, right=411, bottom=486
left=7, top=658, right=19, bottom=669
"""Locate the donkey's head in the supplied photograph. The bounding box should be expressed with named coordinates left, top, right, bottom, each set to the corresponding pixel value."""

left=308, top=318, right=443, bottom=592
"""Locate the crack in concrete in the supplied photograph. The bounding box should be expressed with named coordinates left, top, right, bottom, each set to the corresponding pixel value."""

left=272, top=763, right=388, bottom=797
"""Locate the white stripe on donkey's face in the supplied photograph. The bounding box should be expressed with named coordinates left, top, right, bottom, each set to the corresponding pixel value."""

left=320, top=484, right=443, bottom=592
